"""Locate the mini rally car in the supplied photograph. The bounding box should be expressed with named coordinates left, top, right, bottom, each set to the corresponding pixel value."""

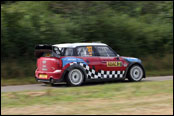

left=35, top=43, right=145, bottom=86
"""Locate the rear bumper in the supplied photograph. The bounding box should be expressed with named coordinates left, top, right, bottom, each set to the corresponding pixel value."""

left=35, top=78, right=64, bottom=83
left=35, top=70, right=64, bottom=82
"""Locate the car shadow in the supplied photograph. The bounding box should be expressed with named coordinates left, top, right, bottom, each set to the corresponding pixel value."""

left=43, top=80, right=135, bottom=88
left=40, top=78, right=150, bottom=88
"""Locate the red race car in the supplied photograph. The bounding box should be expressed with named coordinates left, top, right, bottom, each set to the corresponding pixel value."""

left=35, top=43, right=145, bottom=86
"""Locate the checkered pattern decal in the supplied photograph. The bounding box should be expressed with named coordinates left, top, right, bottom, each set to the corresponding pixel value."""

left=70, top=62, right=125, bottom=79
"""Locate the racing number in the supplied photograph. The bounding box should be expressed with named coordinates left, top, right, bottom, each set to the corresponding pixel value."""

left=87, top=46, right=92, bottom=56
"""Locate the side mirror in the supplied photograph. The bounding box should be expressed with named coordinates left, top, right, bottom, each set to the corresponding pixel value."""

left=116, top=54, right=120, bottom=60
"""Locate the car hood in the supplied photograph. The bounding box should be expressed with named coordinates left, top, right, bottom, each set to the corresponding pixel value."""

left=121, top=56, right=142, bottom=63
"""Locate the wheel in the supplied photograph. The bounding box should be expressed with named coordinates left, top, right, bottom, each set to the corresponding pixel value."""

left=43, top=82, right=49, bottom=85
left=128, top=65, right=143, bottom=82
left=50, top=78, right=56, bottom=86
left=66, top=69, right=84, bottom=86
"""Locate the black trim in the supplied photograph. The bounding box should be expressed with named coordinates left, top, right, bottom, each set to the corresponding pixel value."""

left=124, top=62, right=146, bottom=78
left=35, top=44, right=52, bottom=50
left=85, top=76, right=125, bottom=83
left=36, top=78, right=64, bottom=83
left=35, top=44, right=61, bottom=58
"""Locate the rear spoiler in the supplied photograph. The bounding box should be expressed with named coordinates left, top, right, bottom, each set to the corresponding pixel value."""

left=34, top=44, right=61, bottom=58
left=35, top=44, right=52, bottom=50
left=34, top=44, right=53, bottom=58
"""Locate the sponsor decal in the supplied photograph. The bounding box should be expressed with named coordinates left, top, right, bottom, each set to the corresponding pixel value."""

left=107, top=61, right=122, bottom=67
left=61, top=57, right=88, bottom=67
left=70, top=62, right=125, bottom=79
left=122, top=57, right=141, bottom=63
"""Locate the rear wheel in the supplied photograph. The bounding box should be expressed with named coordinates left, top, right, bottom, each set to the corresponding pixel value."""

left=66, top=69, right=84, bottom=86
left=43, top=82, right=49, bottom=85
left=128, top=65, right=143, bottom=82
left=50, top=78, right=56, bottom=86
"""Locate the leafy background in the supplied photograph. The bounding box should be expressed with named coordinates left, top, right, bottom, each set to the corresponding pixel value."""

left=1, top=1, right=173, bottom=78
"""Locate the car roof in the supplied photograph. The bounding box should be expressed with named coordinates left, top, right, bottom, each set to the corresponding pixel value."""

left=53, top=43, right=107, bottom=48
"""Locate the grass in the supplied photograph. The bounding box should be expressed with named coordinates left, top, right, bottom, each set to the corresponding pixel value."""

left=1, top=80, right=173, bottom=115
left=1, top=77, right=37, bottom=86
left=146, top=69, right=173, bottom=76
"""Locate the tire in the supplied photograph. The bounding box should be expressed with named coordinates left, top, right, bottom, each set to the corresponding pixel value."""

left=50, top=78, right=56, bottom=86
left=43, top=82, right=49, bottom=85
left=128, top=65, right=143, bottom=82
left=66, top=69, right=84, bottom=86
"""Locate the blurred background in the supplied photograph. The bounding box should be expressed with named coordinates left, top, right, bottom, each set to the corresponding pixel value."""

left=1, top=1, right=173, bottom=82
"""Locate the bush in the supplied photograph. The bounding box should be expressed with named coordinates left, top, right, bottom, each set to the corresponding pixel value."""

left=1, top=1, right=173, bottom=78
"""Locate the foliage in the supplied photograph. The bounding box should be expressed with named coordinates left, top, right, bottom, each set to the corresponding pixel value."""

left=1, top=1, right=173, bottom=78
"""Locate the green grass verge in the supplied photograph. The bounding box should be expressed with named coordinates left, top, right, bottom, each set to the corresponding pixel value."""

left=1, top=80, right=173, bottom=108
left=1, top=77, right=37, bottom=86
left=146, top=69, right=173, bottom=76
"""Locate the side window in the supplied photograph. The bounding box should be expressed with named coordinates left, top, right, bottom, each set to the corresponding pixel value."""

left=77, top=46, right=94, bottom=57
left=95, top=46, right=116, bottom=57
left=64, top=48, right=74, bottom=56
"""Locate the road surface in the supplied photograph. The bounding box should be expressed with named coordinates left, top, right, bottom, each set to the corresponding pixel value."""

left=1, top=76, right=173, bottom=92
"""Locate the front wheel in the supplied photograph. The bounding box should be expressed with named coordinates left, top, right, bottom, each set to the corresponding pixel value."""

left=66, top=69, right=84, bottom=86
left=128, top=65, right=143, bottom=82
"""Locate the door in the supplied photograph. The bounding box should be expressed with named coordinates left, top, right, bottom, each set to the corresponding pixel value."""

left=76, top=46, right=101, bottom=71
left=94, top=46, right=126, bottom=79
left=76, top=46, right=101, bottom=79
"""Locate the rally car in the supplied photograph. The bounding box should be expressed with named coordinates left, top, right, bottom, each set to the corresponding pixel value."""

left=35, top=43, right=145, bottom=86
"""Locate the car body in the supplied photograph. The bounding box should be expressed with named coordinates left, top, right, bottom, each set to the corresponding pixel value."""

left=35, top=43, right=145, bottom=86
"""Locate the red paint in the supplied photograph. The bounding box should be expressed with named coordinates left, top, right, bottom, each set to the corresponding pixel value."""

left=35, top=56, right=128, bottom=81
left=76, top=56, right=101, bottom=72
left=35, top=57, right=63, bottom=79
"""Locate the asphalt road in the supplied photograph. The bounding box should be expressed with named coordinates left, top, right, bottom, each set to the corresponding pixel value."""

left=1, top=76, right=173, bottom=92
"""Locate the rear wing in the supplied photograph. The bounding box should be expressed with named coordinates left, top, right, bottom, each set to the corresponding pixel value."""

left=35, top=44, right=52, bottom=50
left=34, top=44, right=61, bottom=58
